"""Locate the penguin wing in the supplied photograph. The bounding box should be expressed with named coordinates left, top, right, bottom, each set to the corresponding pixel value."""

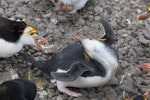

left=51, top=62, right=90, bottom=82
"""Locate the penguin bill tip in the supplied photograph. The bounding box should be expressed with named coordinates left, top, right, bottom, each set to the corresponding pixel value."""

left=141, top=63, right=150, bottom=72
left=137, top=12, right=150, bottom=20
left=33, top=35, right=50, bottom=52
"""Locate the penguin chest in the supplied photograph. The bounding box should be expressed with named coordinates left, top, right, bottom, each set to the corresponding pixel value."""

left=0, top=39, right=23, bottom=57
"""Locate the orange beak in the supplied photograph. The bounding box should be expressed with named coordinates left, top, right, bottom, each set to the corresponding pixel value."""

left=137, top=12, right=150, bottom=20
left=32, top=35, right=50, bottom=51
left=141, top=63, right=150, bottom=72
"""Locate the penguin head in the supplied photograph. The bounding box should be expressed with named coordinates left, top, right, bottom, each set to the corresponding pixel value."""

left=20, top=25, right=38, bottom=46
left=19, top=19, right=49, bottom=51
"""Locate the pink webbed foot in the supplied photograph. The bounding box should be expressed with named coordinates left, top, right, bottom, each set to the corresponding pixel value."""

left=68, top=9, right=77, bottom=14
left=64, top=89, right=82, bottom=97
left=144, top=91, right=150, bottom=98
left=53, top=5, right=61, bottom=11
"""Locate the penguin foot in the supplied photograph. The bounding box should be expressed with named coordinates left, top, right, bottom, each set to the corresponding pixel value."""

left=144, top=91, right=150, bottom=98
left=53, top=6, right=61, bottom=11
left=68, top=10, right=77, bottom=14
left=64, top=89, right=82, bottom=97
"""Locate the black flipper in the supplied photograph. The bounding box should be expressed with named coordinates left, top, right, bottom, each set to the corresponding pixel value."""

left=51, top=62, right=90, bottom=82
left=19, top=52, right=45, bottom=69
left=101, top=17, right=116, bottom=45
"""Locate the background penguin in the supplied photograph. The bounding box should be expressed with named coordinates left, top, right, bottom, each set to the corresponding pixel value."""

left=20, top=17, right=119, bottom=97
left=0, top=16, right=50, bottom=58
left=0, top=79, right=36, bottom=100
left=51, top=0, right=88, bottom=14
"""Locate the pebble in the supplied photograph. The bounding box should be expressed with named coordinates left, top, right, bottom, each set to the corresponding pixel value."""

left=0, top=0, right=149, bottom=100
left=105, top=89, right=120, bottom=100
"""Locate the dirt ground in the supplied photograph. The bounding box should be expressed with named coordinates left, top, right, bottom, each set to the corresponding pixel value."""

left=0, top=0, right=150, bottom=100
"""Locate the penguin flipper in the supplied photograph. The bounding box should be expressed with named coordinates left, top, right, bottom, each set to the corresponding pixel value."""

left=51, top=62, right=90, bottom=82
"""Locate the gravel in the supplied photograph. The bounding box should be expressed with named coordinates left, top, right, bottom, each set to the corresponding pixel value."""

left=0, top=0, right=150, bottom=100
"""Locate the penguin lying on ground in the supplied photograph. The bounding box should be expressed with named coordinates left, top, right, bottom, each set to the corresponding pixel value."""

left=51, top=0, right=88, bottom=14
left=0, top=16, right=50, bottom=58
left=0, top=79, right=36, bottom=100
left=21, top=17, right=119, bottom=97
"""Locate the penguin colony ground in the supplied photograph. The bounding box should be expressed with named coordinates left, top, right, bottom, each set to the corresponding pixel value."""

left=21, top=17, right=119, bottom=97
left=0, top=0, right=150, bottom=100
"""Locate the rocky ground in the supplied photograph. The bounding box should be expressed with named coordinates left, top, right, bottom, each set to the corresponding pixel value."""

left=0, top=0, right=150, bottom=100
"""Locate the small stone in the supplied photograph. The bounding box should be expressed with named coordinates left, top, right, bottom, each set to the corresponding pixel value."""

left=107, top=76, right=119, bottom=85
left=105, top=89, right=120, bottom=100
left=0, top=8, right=4, bottom=14
left=129, top=56, right=139, bottom=64
left=94, top=6, right=103, bottom=14
left=37, top=90, right=48, bottom=99
left=42, top=13, right=52, bottom=18
left=134, top=47, right=144, bottom=56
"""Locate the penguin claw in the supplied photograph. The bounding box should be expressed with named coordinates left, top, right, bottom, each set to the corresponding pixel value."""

left=68, top=9, right=77, bottom=14
left=64, top=89, right=82, bottom=97
left=53, top=6, right=61, bottom=11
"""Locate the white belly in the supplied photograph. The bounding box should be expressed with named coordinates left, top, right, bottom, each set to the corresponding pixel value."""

left=57, top=76, right=109, bottom=88
left=0, top=39, right=23, bottom=58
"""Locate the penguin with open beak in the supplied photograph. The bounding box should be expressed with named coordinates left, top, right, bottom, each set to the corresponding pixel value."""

left=20, top=17, right=119, bottom=97
left=0, top=79, right=37, bottom=100
left=0, top=16, right=50, bottom=58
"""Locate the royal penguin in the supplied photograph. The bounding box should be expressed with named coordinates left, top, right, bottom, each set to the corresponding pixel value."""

left=20, top=17, right=119, bottom=97
left=0, top=16, right=49, bottom=58
left=51, top=0, right=88, bottom=14
left=0, top=79, right=36, bottom=100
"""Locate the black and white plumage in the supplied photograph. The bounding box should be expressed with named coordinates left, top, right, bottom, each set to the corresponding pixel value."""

left=21, top=17, right=119, bottom=97
left=0, top=16, right=49, bottom=58
left=0, top=79, right=36, bottom=100
left=51, top=0, right=88, bottom=14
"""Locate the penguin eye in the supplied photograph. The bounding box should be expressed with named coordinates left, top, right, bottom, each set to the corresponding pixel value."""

left=30, top=33, right=36, bottom=35
left=30, top=33, right=34, bottom=35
